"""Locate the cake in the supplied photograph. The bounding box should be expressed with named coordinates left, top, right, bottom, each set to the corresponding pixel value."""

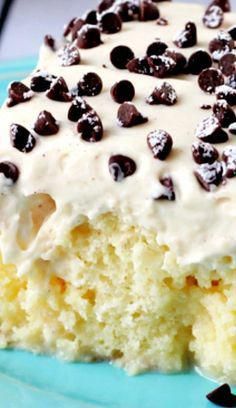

left=0, top=0, right=235, bottom=381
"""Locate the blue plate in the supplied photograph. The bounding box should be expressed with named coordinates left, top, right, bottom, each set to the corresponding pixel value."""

left=0, top=58, right=229, bottom=408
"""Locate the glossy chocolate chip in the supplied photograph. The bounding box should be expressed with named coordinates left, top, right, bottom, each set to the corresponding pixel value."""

left=226, top=74, right=236, bottom=90
left=209, top=0, right=231, bottom=12
left=117, top=102, right=148, bottom=127
left=229, top=123, right=236, bottom=135
left=30, top=72, right=56, bottom=92
left=99, top=12, right=122, bottom=34
left=192, top=141, right=219, bottom=164
left=34, top=111, right=59, bottom=136
left=148, top=55, right=176, bottom=78
left=146, top=41, right=168, bottom=57
left=84, top=10, right=98, bottom=25
left=76, top=24, right=102, bottom=49
left=202, top=5, right=223, bottom=29
left=187, top=50, right=212, bottom=75
left=146, top=82, right=177, bottom=105
left=109, top=154, right=136, bottom=182
left=127, top=57, right=153, bottom=76
left=216, top=85, right=236, bottom=106
left=77, top=111, right=103, bottom=142
left=0, top=161, right=19, bottom=184
left=10, top=124, right=36, bottom=153
left=147, top=130, right=173, bottom=160
left=156, top=17, right=168, bottom=26
left=46, top=77, right=72, bottom=102
left=209, top=31, right=234, bottom=61
left=98, top=0, right=115, bottom=13
left=198, top=68, right=224, bottom=93
left=164, top=49, right=187, bottom=74
left=59, top=44, right=81, bottom=66
left=116, top=1, right=139, bottom=22
left=195, top=115, right=228, bottom=143
left=7, top=82, right=34, bottom=107
left=154, top=177, right=175, bottom=201
left=213, top=100, right=236, bottom=128
left=228, top=25, right=236, bottom=40
left=139, top=0, right=160, bottom=21
left=77, top=72, right=103, bottom=96
left=194, top=161, right=223, bottom=191
left=222, top=147, right=236, bottom=178
left=173, top=22, right=197, bottom=48
left=44, top=35, right=56, bottom=50
left=110, top=45, right=134, bottom=69
left=68, top=97, right=92, bottom=122
left=110, top=80, right=135, bottom=104
left=219, top=53, right=236, bottom=77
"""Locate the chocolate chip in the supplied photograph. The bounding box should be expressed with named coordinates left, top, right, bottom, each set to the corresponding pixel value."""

left=110, top=80, right=135, bottom=103
left=228, top=25, right=236, bottom=40
left=209, top=0, right=231, bottom=12
left=84, top=10, right=98, bottom=25
left=148, top=55, right=176, bottom=78
left=222, top=147, right=236, bottom=178
left=164, top=49, right=187, bottom=74
left=209, top=31, right=234, bottom=61
left=194, top=161, right=223, bottom=191
left=146, top=82, right=177, bottom=105
left=110, top=45, right=134, bottom=69
left=154, top=177, right=175, bottom=201
left=117, top=102, right=148, bottom=127
left=68, top=97, right=92, bottom=122
left=226, top=74, right=236, bottom=90
left=70, top=18, right=85, bottom=40
left=46, top=77, right=72, bottom=102
left=76, top=24, right=102, bottom=49
left=30, top=72, right=56, bottom=92
left=156, top=17, right=168, bottom=26
left=77, top=111, right=103, bottom=142
left=200, top=104, right=212, bottom=110
left=229, top=122, right=236, bottom=135
left=127, top=57, right=153, bottom=76
left=219, top=53, right=236, bottom=77
left=0, top=161, right=19, bottom=184
left=63, top=17, right=77, bottom=37
left=58, top=44, right=81, bottom=67
left=10, top=124, right=36, bottom=153
left=147, top=130, right=173, bottom=160
left=198, top=68, right=224, bottom=93
left=213, top=100, right=236, bottom=127
left=173, top=22, right=197, bottom=48
left=34, top=111, right=59, bottom=136
left=207, top=384, right=236, bottom=407
left=195, top=115, right=228, bottom=143
left=216, top=85, right=236, bottom=106
left=109, top=154, right=136, bottom=182
left=192, top=141, right=219, bottom=164
left=146, top=41, right=168, bottom=57
left=139, top=0, right=159, bottom=21
left=44, top=35, right=56, bottom=50
left=203, top=5, right=223, bottom=29
left=99, top=12, right=122, bottom=34
left=98, top=0, right=115, bottom=13
left=77, top=72, right=103, bottom=96
left=187, top=50, right=212, bottom=75
left=7, top=82, right=34, bottom=107
left=116, top=2, right=139, bottom=22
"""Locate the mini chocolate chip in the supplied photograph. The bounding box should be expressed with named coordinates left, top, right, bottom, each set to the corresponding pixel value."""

left=187, top=50, right=212, bottom=75
left=209, top=31, right=234, bottom=62
left=77, top=72, right=103, bottom=96
left=192, top=141, right=219, bottom=164
left=98, top=0, right=115, bottom=13
left=194, top=161, right=223, bottom=191
left=30, top=72, right=56, bottom=92
left=228, top=25, right=236, bottom=40
left=59, top=44, right=81, bottom=67
left=110, top=80, right=135, bottom=103
left=146, top=41, right=168, bottom=57
left=127, top=57, right=153, bottom=76
left=209, top=0, right=231, bottom=12
left=173, top=22, right=197, bottom=48
left=198, top=68, right=224, bottom=93
left=139, top=0, right=159, bottom=21
left=68, top=97, right=92, bottom=122
left=164, top=49, right=187, bottom=74
left=203, top=5, right=223, bottom=29
left=7, top=82, right=34, bottom=107
left=216, top=85, right=236, bottom=106
left=213, top=100, right=236, bottom=127
left=84, top=10, right=98, bottom=25
left=219, top=53, right=236, bottom=77
left=46, top=77, right=72, bottom=102
left=10, top=124, right=36, bottom=153
left=200, top=104, right=212, bottom=110
left=154, top=177, right=175, bottom=201
left=44, top=35, right=56, bottom=50
left=0, top=161, right=19, bottom=184
left=117, top=102, right=148, bottom=127
left=226, top=74, right=236, bottom=90
left=222, top=147, right=236, bottom=178
left=76, top=24, right=102, bottom=49
left=110, top=45, right=135, bottom=69
left=147, top=130, right=173, bottom=160
left=77, top=111, right=103, bottom=142
left=148, top=55, right=176, bottom=78
left=99, top=12, right=122, bottom=34
left=207, top=384, right=236, bottom=407
left=146, top=82, right=177, bottom=105
left=229, top=123, right=236, bottom=135
left=156, top=17, right=168, bottom=26
left=116, top=2, right=139, bottom=22
left=109, top=154, right=136, bottom=182
left=195, top=115, right=228, bottom=143
left=34, top=111, right=59, bottom=136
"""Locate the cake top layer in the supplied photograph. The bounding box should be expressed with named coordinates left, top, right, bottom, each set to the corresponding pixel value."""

left=0, top=0, right=235, bottom=273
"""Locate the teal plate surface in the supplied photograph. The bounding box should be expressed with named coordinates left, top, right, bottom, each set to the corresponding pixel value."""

left=0, top=59, right=231, bottom=408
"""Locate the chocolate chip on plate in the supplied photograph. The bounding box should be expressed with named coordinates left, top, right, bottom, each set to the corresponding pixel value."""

left=195, top=115, right=228, bottom=143
left=77, top=111, right=103, bottom=142
left=202, top=5, right=224, bottom=29
left=228, top=25, right=236, bottom=40
left=110, top=45, right=135, bottom=69
left=109, top=154, right=136, bottom=182
left=44, top=35, right=56, bottom=50
left=209, top=0, right=231, bottom=12
left=98, top=0, right=115, bottom=13
left=187, top=50, right=212, bottom=75
left=127, top=57, right=153, bottom=75
left=154, top=177, right=175, bottom=201
left=229, top=122, right=236, bottom=135
left=213, top=100, right=236, bottom=127
left=173, top=22, right=197, bottom=48
left=59, top=44, right=81, bottom=66
left=146, top=41, right=168, bottom=57
left=76, top=24, right=102, bottom=49
left=146, top=82, right=177, bottom=105
left=209, top=31, right=234, bottom=61
left=226, top=74, right=236, bottom=90
left=216, top=85, right=236, bottom=106
left=117, top=102, right=148, bottom=127
left=192, top=141, right=219, bottom=164
left=147, top=129, right=173, bottom=160
left=68, top=97, right=92, bottom=122
left=219, top=53, right=236, bottom=77
left=222, top=147, right=236, bottom=178
left=46, top=77, right=72, bottom=102
left=198, top=68, right=224, bottom=93
left=111, top=80, right=135, bottom=103
left=164, top=49, right=187, bottom=74
left=10, top=124, right=36, bottom=153
left=77, top=72, right=103, bottom=96
left=148, top=55, right=176, bottom=78
left=34, top=111, right=59, bottom=136
left=194, top=161, right=224, bottom=191
left=206, top=384, right=236, bottom=407
left=0, top=161, right=19, bottom=184
left=156, top=17, right=168, bottom=26
left=99, top=12, right=122, bottom=34
left=30, top=72, right=57, bottom=92
left=139, top=0, right=160, bottom=21
left=7, top=82, right=34, bottom=107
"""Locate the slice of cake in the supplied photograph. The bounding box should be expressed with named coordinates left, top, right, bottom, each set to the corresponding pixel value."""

left=0, top=0, right=236, bottom=380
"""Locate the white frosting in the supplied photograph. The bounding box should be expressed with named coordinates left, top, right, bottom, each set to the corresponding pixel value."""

left=0, top=2, right=235, bottom=274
